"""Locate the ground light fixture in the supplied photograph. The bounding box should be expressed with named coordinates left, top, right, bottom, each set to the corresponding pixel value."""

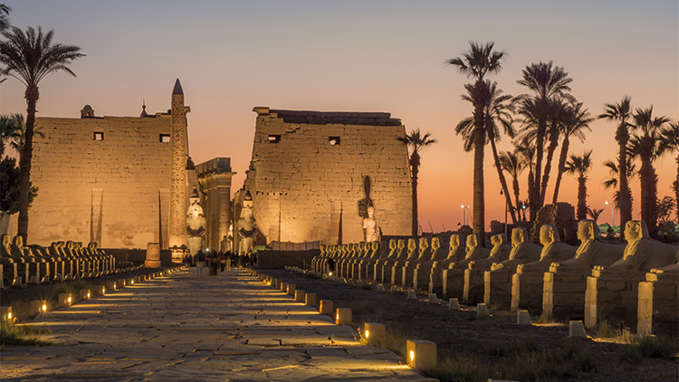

left=41, top=302, right=47, bottom=313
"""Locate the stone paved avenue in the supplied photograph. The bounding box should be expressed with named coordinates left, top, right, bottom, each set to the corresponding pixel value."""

left=1, top=269, right=431, bottom=381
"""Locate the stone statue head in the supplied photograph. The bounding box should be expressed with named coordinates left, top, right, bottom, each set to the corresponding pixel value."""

left=1, top=234, right=10, bottom=250
left=419, top=237, right=429, bottom=250
left=397, top=239, right=406, bottom=250
left=449, top=234, right=460, bottom=250
left=466, top=234, right=478, bottom=250
left=490, top=234, right=505, bottom=247
left=407, top=238, right=417, bottom=252
left=624, top=220, right=648, bottom=243
left=367, top=206, right=375, bottom=218
left=577, top=220, right=598, bottom=243
left=540, top=224, right=559, bottom=246
left=371, top=241, right=379, bottom=251
left=389, top=239, right=396, bottom=250
left=431, top=237, right=441, bottom=251
left=13, top=235, right=23, bottom=248
left=511, top=227, right=527, bottom=247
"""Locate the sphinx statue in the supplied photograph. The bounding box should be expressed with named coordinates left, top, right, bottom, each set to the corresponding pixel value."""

left=510, top=225, right=577, bottom=311
left=372, top=239, right=397, bottom=283
left=413, top=236, right=445, bottom=291
left=357, top=240, right=384, bottom=281
left=237, top=191, right=257, bottom=256
left=428, top=234, right=463, bottom=295
left=392, top=238, right=418, bottom=286
left=378, top=239, right=406, bottom=285
left=584, top=220, right=678, bottom=329
left=399, top=237, right=430, bottom=287
left=484, top=227, right=541, bottom=309
left=462, top=234, right=511, bottom=303
left=442, top=233, right=490, bottom=300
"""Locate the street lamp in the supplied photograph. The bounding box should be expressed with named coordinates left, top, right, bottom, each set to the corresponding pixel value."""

left=604, top=201, right=614, bottom=228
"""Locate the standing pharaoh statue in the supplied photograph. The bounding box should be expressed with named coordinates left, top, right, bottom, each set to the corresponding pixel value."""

left=186, top=190, right=206, bottom=257
left=237, top=191, right=257, bottom=256
left=363, top=206, right=380, bottom=242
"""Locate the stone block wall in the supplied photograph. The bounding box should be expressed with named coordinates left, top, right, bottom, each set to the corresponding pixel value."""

left=28, top=115, right=173, bottom=248
left=244, top=107, right=412, bottom=245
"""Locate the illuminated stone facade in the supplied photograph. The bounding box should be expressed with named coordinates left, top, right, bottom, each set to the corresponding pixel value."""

left=23, top=80, right=223, bottom=249
left=196, top=158, right=233, bottom=251
left=241, top=107, right=412, bottom=245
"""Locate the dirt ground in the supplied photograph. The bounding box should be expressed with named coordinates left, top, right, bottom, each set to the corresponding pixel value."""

left=260, top=269, right=678, bottom=382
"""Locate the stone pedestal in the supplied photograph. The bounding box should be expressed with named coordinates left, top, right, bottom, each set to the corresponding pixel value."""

left=305, top=292, right=318, bottom=307
left=637, top=266, right=679, bottom=336
left=319, top=299, right=334, bottom=315
left=363, top=322, right=386, bottom=345
left=335, top=307, right=352, bottom=325
left=406, top=339, right=437, bottom=370
left=145, top=242, right=161, bottom=268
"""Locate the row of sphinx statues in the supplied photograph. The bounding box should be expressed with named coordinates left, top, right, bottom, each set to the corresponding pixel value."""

left=0, top=234, right=122, bottom=289
left=310, top=220, right=678, bottom=335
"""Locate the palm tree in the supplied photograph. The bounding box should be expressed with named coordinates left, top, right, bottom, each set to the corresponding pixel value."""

left=0, top=113, right=23, bottom=158
left=552, top=101, right=593, bottom=203
left=457, top=80, right=518, bottom=224
left=587, top=207, right=604, bottom=225
left=498, top=149, right=525, bottom=222
left=659, top=121, right=679, bottom=221
left=448, top=41, right=505, bottom=245
left=0, top=4, right=9, bottom=32
left=602, top=158, right=637, bottom=209
left=565, top=150, right=592, bottom=220
left=398, top=129, right=436, bottom=237
left=599, top=96, right=633, bottom=229
left=516, top=61, right=572, bottom=219
left=0, top=26, right=84, bottom=241
left=629, top=106, right=669, bottom=237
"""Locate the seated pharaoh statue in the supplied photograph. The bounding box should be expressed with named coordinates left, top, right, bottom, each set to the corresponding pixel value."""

left=484, top=227, right=542, bottom=309
left=584, top=220, right=678, bottom=329
left=510, top=224, right=577, bottom=312
left=463, top=233, right=511, bottom=302
left=442, top=233, right=488, bottom=299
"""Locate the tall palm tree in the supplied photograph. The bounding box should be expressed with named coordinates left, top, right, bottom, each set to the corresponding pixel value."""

left=659, top=121, right=679, bottom=221
left=602, top=158, right=636, bottom=209
left=0, top=26, right=84, bottom=241
left=565, top=150, right=592, bottom=220
left=0, top=113, right=23, bottom=158
left=457, top=80, right=518, bottom=224
left=448, top=41, right=505, bottom=245
left=629, top=106, right=669, bottom=237
left=599, top=96, right=633, bottom=229
left=498, top=149, right=525, bottom=222
left=516, top=61, right=572, bottom=219
left=552, top=101, right=593, bottom=203
left=398, top=129, right=436, bottom=237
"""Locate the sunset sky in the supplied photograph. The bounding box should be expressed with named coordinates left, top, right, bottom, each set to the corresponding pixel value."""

left=2, top=0, right=677, bottom=230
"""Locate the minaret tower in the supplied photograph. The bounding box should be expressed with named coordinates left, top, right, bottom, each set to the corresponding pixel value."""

left=169, top=79, right=190, bottom=254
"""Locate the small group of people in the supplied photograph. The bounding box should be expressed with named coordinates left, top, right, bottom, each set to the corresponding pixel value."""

left=182, top=250, right=255, bottom=274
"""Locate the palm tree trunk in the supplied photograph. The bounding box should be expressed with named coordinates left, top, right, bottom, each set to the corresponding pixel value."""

left=531, top=119, right=547, bottom=221
left=540, top=129, right=560, bottom=206
left=411, top=170, right=419, bottom=237
left=675, top=155, right=679, bottom=222
left=512, top=173, right=521, bottom=222
left=473, top=126, right=485, bottom=247
left=577, top=174, right=587, bottom=220
left=488, top=137, right=518, bottom=224
left=616, top=124, right=632, bottom=229
left=17, top=85, right=38, bottom=241
left=551, top=136, right=570, bottom=204
left=639, top=155, right=658, bottom=237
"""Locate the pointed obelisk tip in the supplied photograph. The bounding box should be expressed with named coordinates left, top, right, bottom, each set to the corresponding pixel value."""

left=172, top=78, right=183, bottom=95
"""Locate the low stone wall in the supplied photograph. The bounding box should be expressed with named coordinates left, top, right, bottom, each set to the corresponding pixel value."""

left=255, top=250, right=319, bottom=269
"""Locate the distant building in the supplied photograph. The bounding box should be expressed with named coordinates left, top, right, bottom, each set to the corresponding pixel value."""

left=238, top=107, right=412, bottom=246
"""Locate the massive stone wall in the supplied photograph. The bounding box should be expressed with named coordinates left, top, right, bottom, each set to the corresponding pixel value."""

left=29, top=114, right=174, bottom=248
left=244, top=107, right=412, bottom=245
